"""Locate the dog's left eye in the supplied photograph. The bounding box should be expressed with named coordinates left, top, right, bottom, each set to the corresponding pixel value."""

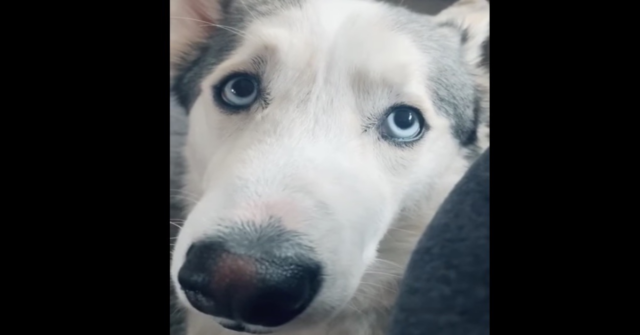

left=381, top=106, right=425, bottom=142
left=216, top=74, right=259, bottom=109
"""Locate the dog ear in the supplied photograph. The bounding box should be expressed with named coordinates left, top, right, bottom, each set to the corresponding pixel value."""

left=170, top=0, right=223, bottom=76
left=437, top=0, right=490, bottom=149
left=436, top=0, right=489, bottom=68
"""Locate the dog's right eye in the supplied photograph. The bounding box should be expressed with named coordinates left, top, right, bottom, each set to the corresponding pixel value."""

left=215, top=73, right=260, bottom=110
left=380, top=106, right=427, bottom=144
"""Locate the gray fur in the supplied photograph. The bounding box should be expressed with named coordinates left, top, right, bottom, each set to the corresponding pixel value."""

left=385, top=5, right=480, bottom=146
left=170, top=95, right=188, bottom=335
left=172, top=0, right=486, bottom=147
left=170, top=95, right=188, bottom=226
left=169, top=1, right=488, bottom=333
left=172, top=0, right=301, bottom=110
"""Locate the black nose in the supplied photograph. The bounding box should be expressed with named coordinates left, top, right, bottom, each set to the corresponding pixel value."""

left=178, top=239, right=322, bottom=327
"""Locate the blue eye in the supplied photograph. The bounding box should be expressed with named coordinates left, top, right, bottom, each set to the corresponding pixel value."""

left=381, top=106, right=425, bottom=142
left=216, top=74, right=259, bottom=109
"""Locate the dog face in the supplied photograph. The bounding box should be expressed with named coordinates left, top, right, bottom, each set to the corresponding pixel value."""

left=170, top=0, right=489, bottom=333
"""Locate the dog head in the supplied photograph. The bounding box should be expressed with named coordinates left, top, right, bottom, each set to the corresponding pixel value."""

left=170, top=0, right=489, bottom=333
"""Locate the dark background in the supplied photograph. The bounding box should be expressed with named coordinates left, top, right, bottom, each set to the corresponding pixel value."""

left=170, top=1, right=489, bottom=334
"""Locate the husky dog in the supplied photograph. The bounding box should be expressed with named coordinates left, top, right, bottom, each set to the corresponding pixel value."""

left=170, top=0, right=489, bottom=334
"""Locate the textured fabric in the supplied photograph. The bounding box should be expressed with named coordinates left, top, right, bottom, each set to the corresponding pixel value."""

left=388, top=148, right=490, bottom=335
left=168, top=2, right=487, bottom=334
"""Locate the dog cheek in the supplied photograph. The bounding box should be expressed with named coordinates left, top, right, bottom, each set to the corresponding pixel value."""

left=362, top=242, right=378, bottom=267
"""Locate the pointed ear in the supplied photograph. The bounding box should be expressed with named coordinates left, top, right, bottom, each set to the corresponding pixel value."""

left=436, top=0, right=489, bottom=68
left=437, top=0, right=490, bottom=149
left=170, top=0, right=222, bottom=76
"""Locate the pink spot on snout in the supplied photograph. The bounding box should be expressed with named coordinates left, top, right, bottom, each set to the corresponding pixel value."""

left=211, top=253, right=257, bottom=292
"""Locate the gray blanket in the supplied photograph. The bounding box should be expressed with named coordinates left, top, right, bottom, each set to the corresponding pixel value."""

left=169, top=1, right=488, bottom=334
left=388, top=148, right=490, bottom=335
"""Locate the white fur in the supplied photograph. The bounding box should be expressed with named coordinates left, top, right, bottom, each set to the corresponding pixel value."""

left=170, top=0, right=489, bottom=334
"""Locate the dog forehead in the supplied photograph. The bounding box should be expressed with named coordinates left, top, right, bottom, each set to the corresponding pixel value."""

left=246, top=0, right=428, bottom=86
left=176, top=0, right=477, bottom=140
left=177, top=0, right=441, bottom=100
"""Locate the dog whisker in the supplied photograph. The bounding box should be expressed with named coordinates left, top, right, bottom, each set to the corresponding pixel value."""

left=170, top=221, right=183, bottom=230
left=359, top=281, right=399, bottom=294
left=239, top=0, right=260, bottom=22
left=170, top=16, right=213, bottom=25
left=170, top=189, right=201, bottom=206
left=344, top=303, right=365, bottom=318
left=170, top=0, right=491, bottom=333
left=387, top=226, right=418, bottom=234
left=171, top=16, right=254, bottom=39
left=350, top=292, right=396, bottom=310
left=170, top=194, right=199, bottom=206
left=362, top=271, right=403, bottom=278
left=170, top=188, right=201, bottom=198
left=373, top=258, right=404, bottom=269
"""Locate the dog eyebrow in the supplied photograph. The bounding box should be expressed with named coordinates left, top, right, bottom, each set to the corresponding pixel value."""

left=248, top=55, right=271, bottom=109
left=250, top=56, right=267, bottom=72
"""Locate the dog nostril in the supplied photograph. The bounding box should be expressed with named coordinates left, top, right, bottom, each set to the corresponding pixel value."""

left=177, top=267, right=204, bottom=293
left=177, top=240, right=323, bottom=327
left=177, top=243, right=220, bottom=315
left=238, top=267, right=320, bottom=327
